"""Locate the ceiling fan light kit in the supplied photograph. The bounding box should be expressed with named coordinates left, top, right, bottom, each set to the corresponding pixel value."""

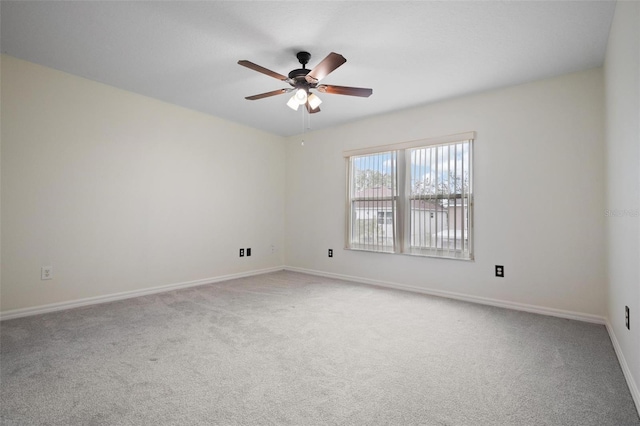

left=286, top=95, right=299, bottom=111
left=293, top=88, right=308, bottom=105
left=238, top=51, right=372, bottom=114
left=307, top=93, right=322, bottom=109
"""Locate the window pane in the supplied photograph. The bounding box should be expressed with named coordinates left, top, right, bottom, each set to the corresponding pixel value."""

left=349, top=152, right=397, bottom=252
left=408, top=141, right=472, bottom=258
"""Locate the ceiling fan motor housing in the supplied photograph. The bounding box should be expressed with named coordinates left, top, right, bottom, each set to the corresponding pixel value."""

left=288, top=68, right=311, bottom=79
left=289, top=51, right=313, bottom=90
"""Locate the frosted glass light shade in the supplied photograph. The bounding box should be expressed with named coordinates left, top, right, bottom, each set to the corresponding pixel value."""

left=294, top=89, right=308, bottom=105
left=287, top=95, right=300, bottom=111
left=308, top=93, right=322, bottom=109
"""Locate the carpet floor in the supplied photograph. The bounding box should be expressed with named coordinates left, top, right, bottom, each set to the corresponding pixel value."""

left=1, top=271, right=638, bottom=425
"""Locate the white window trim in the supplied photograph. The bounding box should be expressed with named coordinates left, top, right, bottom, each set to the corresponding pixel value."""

left=343, top=131, right=476, bottom=157
left=344, top=132, right=475, bottom=261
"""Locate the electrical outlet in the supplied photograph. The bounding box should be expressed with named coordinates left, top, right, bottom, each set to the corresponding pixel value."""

left=495, top=265, right=504, bottom=278
left=625, top=306, right=630, bottom=330
left=328, top=249, right=333, bottom=258
left=239, top=248, right=244, bottom=257
left=41, top=265, right=53, bottom=280
left=247, top=248, right=251, bottom=257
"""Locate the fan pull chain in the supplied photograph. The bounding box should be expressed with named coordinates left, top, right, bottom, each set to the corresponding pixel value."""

left=301, top=106, right=305, bottom=146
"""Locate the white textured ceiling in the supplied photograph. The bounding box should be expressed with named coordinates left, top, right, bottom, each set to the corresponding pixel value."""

left=1, top=1, right=615, bottom=137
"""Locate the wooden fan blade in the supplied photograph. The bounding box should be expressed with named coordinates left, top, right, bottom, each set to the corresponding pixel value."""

left=305, top=52, right=346, bottom=84
left=245, top=88, right=291, bottom=100
left=238, top=60, right=289, bottom=81
left=305, top=102, right=321, bottom=114
left=317, top=84, right=373, bottom=97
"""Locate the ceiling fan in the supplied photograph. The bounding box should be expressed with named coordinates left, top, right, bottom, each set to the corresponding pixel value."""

left=238, top=51, right=373, bottom=114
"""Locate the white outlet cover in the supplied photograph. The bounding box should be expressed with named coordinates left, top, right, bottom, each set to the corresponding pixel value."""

left=41, top=266, right=53, bottom=280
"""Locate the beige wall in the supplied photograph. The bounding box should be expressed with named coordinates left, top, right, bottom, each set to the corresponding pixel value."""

left=0, top=55, right=609, bottom=321
left=285, top=68, right=606, bottom=317
left=1, top=55, right=286, bottom=312
left=604, top=0, right=640, bottom=408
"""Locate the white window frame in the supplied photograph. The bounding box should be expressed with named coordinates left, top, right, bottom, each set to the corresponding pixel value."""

left=345, top=150, right=398, bottom=253
left=344, top=132, right=475, bottom=260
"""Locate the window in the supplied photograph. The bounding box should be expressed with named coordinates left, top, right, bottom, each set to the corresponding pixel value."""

left=377, top=212, right=393, bottom=224
left=345, top=132, right=474, bottom=260
left=348, top=151, right=397, bottom=253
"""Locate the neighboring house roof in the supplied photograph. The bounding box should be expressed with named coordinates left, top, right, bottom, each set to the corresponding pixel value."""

left=353, top=187, right=395, bottom=198
left=353, top=187, right=446, bottom=212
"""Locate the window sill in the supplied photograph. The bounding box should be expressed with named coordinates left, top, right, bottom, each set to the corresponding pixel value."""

left=345, top=246, right=474, bottom=261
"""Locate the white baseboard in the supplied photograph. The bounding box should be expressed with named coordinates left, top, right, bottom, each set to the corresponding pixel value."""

left=5, top=264, right=605, bottom=325
left=606, top=321, right=640, bottom=414
left=0, top=266, right=284, bottom=321
left=284, top=266, right=606, bottom=325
